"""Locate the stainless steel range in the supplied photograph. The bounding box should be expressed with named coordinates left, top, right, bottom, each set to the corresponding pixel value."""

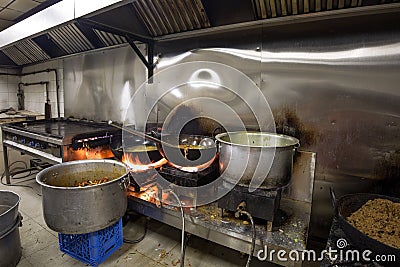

left=1, top=118, right=119, bottom=184
left=126, top=151, right=316, bottom=267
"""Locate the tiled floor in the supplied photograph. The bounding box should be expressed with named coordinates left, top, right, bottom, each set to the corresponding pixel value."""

left=1, top=174, right=279, bottom=267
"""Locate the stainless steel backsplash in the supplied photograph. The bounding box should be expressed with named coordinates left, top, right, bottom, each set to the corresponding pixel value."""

left=63, top=18, right=400, bottom=238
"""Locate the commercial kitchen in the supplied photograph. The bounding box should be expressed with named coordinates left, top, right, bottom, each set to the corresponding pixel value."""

left=0, top=1, right=399, bottom=267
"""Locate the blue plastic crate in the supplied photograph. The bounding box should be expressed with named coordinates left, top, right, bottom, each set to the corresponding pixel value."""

left=58, top=219, right=123, bottom=266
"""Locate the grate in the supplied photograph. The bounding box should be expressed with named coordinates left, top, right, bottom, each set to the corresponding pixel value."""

left=93, top=29, right=127, bottom=46
left=132, top=0, right=211, bottom=37
left=48, top=23, right=94, bottom=54
left=2, top=39, right=50, bottom=65
left=252, top=0, right=391, bottom=18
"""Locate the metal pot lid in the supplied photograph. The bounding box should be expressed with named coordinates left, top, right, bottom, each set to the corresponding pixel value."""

left=215, top=131, right=299, bottom=148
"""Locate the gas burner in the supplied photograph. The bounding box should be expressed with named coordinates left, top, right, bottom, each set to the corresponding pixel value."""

left=217, top=182, right=283, bottom=231
left=158, top=160, right=219, bottom=187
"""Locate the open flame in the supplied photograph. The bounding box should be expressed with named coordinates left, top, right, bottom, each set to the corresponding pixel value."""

left=127, top=184, right=169, bottom=204
left=167, top=155, right=216, bottom=172
left=127, top=184, right=195, bottom=208
left=122, top=153, right=167, bottom=173
left=66, top=146, right=114, bottom=161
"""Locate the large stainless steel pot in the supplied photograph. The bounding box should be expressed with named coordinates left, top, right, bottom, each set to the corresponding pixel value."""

left=36, top=159, right=129, bottom=234
left=0, top=190, right=20, bottom=236
left=0, top=191, right=22, bottom=267
left=0, top=213, right=22, bottom=267
left=215, top=132, right=299, bottom=189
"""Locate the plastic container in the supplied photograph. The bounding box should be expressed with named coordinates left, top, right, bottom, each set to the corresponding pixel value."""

left=58, top=219, right=123, bottom=266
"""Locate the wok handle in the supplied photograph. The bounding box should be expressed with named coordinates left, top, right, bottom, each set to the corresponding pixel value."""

left=212, top=127, right=223, bottom=138
left=119, top=175, right=130, bottom=190
left=330, top=187, right=337, bottom=210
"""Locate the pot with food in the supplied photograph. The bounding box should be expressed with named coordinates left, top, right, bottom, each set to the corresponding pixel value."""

left=334, top=192, right=400, bottom=265
left=36, top=159, right=129, bottom=234
left=110, top=133, right=166, bottom=169
left=159, top=134, right=217, bottom=171
left=109, top=126, right=217, bottom=172
left=215, top=131, right=299, bottom=189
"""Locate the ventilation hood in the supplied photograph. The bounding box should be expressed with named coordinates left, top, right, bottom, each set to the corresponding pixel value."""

left=0, top=0, right=399, bottom=67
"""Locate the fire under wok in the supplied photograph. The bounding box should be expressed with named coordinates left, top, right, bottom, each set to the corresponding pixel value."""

left=110, top=131, right=217, bottom=172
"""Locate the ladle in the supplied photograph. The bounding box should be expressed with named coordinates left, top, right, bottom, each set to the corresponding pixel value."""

left=107, top=121, right=216, bottom=149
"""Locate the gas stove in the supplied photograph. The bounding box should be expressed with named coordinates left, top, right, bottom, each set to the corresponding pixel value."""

left=127, top=160, right=290, bottom=233
left=217, top=182, right=283, bottom=231
left=1, top=118, right=119, bottom=184
left=126, top=151, right=316, bottom=266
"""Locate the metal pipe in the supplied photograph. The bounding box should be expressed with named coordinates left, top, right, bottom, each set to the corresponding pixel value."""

left=17, top=83, right=24, bottom=110
left=168, top=188, right=186, bottom=267
left=238, top=210, right=255, bottom=267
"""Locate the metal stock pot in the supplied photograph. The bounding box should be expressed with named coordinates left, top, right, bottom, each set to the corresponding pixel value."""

left=215, top=132, right=299, bottom=189
left=36, top=159, right=129, bottom=234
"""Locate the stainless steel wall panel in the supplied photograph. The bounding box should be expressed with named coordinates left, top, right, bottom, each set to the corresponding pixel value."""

left=63, top=45, right=147, bottom=123
left=152, top=14, right=400, bottom=238
left=60, top=10, right=400, bottom=240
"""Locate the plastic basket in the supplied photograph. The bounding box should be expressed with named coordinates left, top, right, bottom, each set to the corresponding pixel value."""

left=58, top=219, right=123, bottom=266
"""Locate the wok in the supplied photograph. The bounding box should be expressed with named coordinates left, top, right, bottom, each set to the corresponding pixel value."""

left=332, top=189, right=400, bottom=266
left=110, top=133, right=164, bottom=165
left=109, top=123, right=217, bottom=172
left=158, top=134, right=217, bottom=170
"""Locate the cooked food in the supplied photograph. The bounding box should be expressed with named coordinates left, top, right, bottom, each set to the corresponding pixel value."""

left=347, top=198, right=400, bottom=249
left=75, top=177, right=109, bottom=187
left=125, top=145, right=158, bottom=152
left=178, top=144, right=206, bottom=150
left=179, top=144, right=205, bottom=158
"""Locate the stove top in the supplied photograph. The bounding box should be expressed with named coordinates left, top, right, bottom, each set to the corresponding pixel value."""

left=3, top=118, right=119, bottom=145
left=159, top=161, right=220, bottom=187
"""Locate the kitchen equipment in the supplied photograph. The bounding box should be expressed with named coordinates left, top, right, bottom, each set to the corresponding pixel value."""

left=0, top=191, right=22, bottom=267
left=217, top=184, right=282, bottom=227
left=108, top=122, right=217, bottom=172
left=215, top=132, right=299, bottom=189
left=127, top=151, right=316, bottom=267
left=36, top=159, right=129, bottom=234
left=0, top=213, right=22, bottom=267
left=2, top=118, right=119, bottom=184
left=332, top=192, right=400, bottom=263
left=110, top=133, right=164, bottom=165
left=215, top=132, right=299, bottom=227
left=0, top=190, right=20, bottom=236
left=159, top=134, right=217, bottom=170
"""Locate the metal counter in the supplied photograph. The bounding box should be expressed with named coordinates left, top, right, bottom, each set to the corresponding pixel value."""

left=128, top=151, right=316, bottom=267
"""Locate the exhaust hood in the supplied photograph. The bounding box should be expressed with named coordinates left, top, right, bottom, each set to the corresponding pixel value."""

left=0, top=0, right=399, bottom=67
